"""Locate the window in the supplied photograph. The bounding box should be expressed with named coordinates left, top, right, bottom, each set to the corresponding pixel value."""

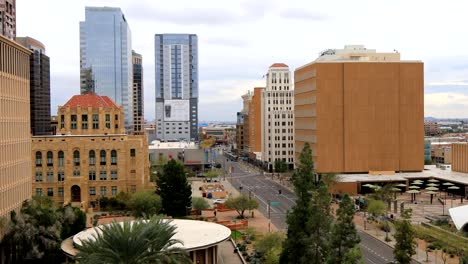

left=60, top=115, right=65, bottom=129
left=36, top=188, right=42, bottom=197
left=58, top=151, right=64, bottom=167
left=73, top=170, right=80, bottom=176
left=89, top=171, right=96, bottom=181
left=105, top=114, right=111, bottom=129
left=100, top=171, right=107, bottom=180
left=100, top=150, right=106, bottom=165
left=131, top=185, right=136, bottom=193
left=89, top=187, right=96, bottom=196
left=46, top=151, right=53, bottom=166
left=47, top=188, right=53, bottom=197
left=111, top=186, right=117, bottom=196
left=35, top=151, right=42, bottom=167
left=73, top=150, right=80, bottom=166
left=130, top=149, right=136, bottom=157
left=58, top=171, right=64, bottom=181
left=110, top=170, right=118, bottom=180
left=58, top=187, right=64, bottom=197
left=100, top=186, right=107, bottom=197
left=92, top=114, right=99, bottom=129
left=82, top=114, right=88, bottom=129
left=35, top=171, right=43, bottom=182
left=111, top=150, right=117, bottom=165
left=71, top=115, right=77, bottom=129
left=89, top=150, right=95, bottom=166
left=46, top=171, right=54, bottom=182
left=115, top=114, right=119, bottom=121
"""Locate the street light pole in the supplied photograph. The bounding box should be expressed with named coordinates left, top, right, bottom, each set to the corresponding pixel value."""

left=267, top=199, right=271, bottom=232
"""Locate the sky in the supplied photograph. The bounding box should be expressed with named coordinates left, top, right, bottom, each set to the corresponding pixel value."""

left=16, top=0, right=468, bottom=121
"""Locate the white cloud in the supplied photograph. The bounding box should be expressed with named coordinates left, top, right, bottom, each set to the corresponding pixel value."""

left=426, top=81, right=468, bottom=86
left=199, top=79, right=265, bottom=104
left=425, top=93, right=468, bottom=118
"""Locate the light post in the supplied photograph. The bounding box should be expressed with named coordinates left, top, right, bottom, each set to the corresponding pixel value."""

left=267, top=199, right=271, bottom=232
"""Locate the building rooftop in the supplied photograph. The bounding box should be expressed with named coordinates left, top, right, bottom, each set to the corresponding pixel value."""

left=270, top=63, right=289, bottom=68
left=72, top=219, right=231, bottom=251
left=149, top=140, right=198, bottom=150
left=62, top=93, right=120, bottom=109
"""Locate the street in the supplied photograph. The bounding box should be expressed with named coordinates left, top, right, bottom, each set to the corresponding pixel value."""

left=219, top=153, right=417, bottom=264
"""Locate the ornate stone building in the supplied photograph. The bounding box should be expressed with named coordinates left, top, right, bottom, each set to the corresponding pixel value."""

left=32, top=93, right=150, bottom=209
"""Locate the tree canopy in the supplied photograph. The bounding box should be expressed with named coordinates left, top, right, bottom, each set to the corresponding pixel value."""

left=224, top=194, right=259, bottom=218
left=393, top=209, right=416, bottom=264
left=76, top=216, right=191, bottom=264
left=127, top=191, right=162, bottom=217
left=156, top=159, right=192, bottom=217
left=274, top=159, right=288, bottom=173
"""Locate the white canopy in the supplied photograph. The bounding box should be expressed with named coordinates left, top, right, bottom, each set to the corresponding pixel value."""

left=448, top=204, right=468, bottom=231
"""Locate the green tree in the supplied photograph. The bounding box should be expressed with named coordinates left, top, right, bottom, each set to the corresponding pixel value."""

left=156, top=159, right=192, bottom=217
left=59, top=205, right=87, bottom=239
left=328, top=194, right=361, bottom=264
left=281, top=142, right=332, bottom=264
left=393, top=209, right=416, bottom=264
left=76, top=216, right=191, bottom=264
left=192, top=197, right=209, bottom=215
left=224, top=194, right=259, bottom=218
left=274, top=159, right=288, bottom=173
left=367, top=199, right=386, bottom=221
left=254, top=232, right=284, bottom=263
left=342, top=246, right=364, bottom=264
left=127, top=191, right=162, bottom=217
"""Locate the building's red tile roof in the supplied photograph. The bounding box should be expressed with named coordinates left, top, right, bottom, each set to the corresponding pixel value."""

left=63, top=93, right=120, bottom=109
left=270, top=63, right=288, bottom=68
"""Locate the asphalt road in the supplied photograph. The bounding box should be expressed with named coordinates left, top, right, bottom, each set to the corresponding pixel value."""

left=217, top=154, right=419, bottom=264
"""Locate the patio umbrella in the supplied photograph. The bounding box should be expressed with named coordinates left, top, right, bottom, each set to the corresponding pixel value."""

left=428, top=179, right=439, bottom=183
left=396, top=183, right=407, bottom=187
left=391, top=187, right=401, bottom=192
left=448, top=186, right=460, bottom=190
left=426, top=190, right=438, bottom=204
left=362, top=184, right=375, bottom=188
left=369, top=185, right=381, bottom=189
left=425, top=187, right=439, bottom=191
left=443, top=182, right=454, bottom=186
left=409, top=185, right=420, bottom=189
left=406, top=190, right=420, bottom=194
left=412, top=181, right=423, bottom=185
left=427, top=183, right=438, bottom=187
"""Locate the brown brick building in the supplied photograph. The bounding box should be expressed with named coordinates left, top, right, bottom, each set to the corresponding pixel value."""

left=248, top=87, right=264, bottom=154
left=452, top=143, right=468, bottom=173
left=295, top=47, right=424, bottom=174
left=32, top=93, right=150, bottom=210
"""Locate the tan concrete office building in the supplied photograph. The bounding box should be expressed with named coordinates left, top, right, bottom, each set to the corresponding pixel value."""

left=295, top=45, right=424, bottom=173
left=452, top=143, right=468, bottom=173
left=32, top=93, right=149, bottom=209
left=0, top=35, right=32, bottom=219
left=248, top=87, right=264, bottom=155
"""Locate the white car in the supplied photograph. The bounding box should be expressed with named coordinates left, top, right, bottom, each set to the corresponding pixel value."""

left=212, top=199, right=225, bottom=204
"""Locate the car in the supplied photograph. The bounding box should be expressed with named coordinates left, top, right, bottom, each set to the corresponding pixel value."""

left=212, top=199, right=225, bottom=204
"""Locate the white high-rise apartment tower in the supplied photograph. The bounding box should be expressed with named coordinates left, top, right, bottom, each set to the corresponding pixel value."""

left=262, top=63, right=295, bottom=171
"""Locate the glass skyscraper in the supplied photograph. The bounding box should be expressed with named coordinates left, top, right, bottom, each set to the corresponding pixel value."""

left=155, top=34, right=198, bottom=141
left=80, top=7, right=133, bottom=130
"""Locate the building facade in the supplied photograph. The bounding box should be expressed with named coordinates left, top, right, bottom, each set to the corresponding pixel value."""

left=261, top=63, right=294, bottom=171
left=80, top=7, right=133, bottom=131
left=16, top=36, right=52, bottom=135
left=154, top=34, right=198, bottom=141
left=295, top=45, right=424, bottom=173
left=424, top=121, right=441, bottom=136
left=0, top=35, right=32, bottom=219
left=248, top=88, right=264, bottom=155
left=452, top=143, right=468, bottom=173
left=132, top=50, right=143, bottom=134
left=0, top=0, right=15, bottom=39
left=32, top=93, right=149, bottom=209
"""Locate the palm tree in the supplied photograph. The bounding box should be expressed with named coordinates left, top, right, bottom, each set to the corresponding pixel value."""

left=76, top=216, right=191, bottom=264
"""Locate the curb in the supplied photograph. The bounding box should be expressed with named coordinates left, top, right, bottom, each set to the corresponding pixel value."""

left=230, top=237, right=247, bottom=264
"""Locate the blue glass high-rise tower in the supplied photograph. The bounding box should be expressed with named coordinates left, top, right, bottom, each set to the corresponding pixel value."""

left=155, top=34, right=198, bottom=141
left=80, top=7, right=133, bottom=131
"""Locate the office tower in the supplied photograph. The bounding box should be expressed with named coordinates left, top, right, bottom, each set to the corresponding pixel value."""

left=16, top=36, right=52, bottom=135
left=80, top=7, right=133, bottom=131
left=0, top=0, right=15, bottom=39
left=295, top=45, right=423, bottom=173
left=248, top=88, right=263, bottom=154
left=132, top=50, right=143, bottom=134
left=154, top=34, right=198, bottom=141
left=262, top=63, right=295, bottom=171
left=0, top=35, right=32, bottom=218
left=33, top=93, right=150, bottom=209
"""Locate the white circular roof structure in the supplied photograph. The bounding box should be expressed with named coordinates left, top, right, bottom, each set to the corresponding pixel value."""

left=72, top=219, right=231, bottom=251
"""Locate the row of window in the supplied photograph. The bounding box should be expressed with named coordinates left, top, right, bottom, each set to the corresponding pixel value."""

left=269, top=121, right=294, bottom=126
left=270, top=136, right=294, bottom=141
left=269, top=128, right=293, bottom=134
left=35, top=186, right=119, bottom=197
left=269, top=143, right=294, bottom=148
left=268, top=113, right=293, bottom=119
left=35, top=169, right=119, bottom=182
left=60, top=114, right=119, bottom=129
left=35, top=149, right=135, bottom=167
left=269, top=107, right=293, bottom=111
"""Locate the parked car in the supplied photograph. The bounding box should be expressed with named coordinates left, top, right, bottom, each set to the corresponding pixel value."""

left=212, top=199, right=225, bottom=204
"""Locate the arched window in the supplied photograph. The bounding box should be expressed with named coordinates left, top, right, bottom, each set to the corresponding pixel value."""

left=111, top=150, right=117, bottom=165
left=100, top=150, right=106, bottom=165
left=73, top=150, right=80, bottom=166
left=47, top=151, right=53, bottom=166
left=58, top=151, right=64, bottom=167
left=89, top=150, right=96, bottom=166
left=35, top=152, right=42, bottom=167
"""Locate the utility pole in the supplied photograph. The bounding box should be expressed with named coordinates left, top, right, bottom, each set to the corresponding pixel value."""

left=267, top=199, right=271, bottom=232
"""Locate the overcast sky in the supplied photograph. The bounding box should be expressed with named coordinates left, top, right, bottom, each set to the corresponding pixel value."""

left=17, top=0, right=468, bottom=121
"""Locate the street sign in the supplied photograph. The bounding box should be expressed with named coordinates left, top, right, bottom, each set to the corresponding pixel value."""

left=269, top=201, right=280, bottom=207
